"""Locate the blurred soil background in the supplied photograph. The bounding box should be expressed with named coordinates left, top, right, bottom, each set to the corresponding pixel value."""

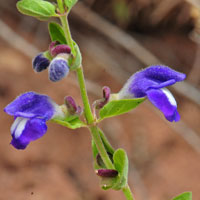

left=0, top=0, right=200, bottom=200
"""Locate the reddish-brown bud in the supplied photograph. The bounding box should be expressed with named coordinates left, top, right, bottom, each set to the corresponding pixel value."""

left=96, top=169, right=118, bottom=178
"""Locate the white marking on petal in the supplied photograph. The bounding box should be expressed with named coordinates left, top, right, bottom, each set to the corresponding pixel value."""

left=162, top=88, right=177, bottom=107
left=11, top=117, right=23, bottom=135
left=11, top=117, right=29, bottom=139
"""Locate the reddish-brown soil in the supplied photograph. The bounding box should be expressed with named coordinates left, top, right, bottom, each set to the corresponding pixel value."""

left=0, top=35, right=200, bottom=200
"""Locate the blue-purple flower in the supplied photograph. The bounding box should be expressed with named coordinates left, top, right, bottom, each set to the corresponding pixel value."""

left=32, top=43, right=71, bottom=82
left=4, top=92, right=65, bottom=150
left=117, top=65, right=186, bottom=122
left=32, top=53, right=50, bottom=72
left=48, top=55, right=70, bottom=82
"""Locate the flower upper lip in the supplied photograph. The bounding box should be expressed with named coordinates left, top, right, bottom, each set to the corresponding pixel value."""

left=4, top=92, right=55, bottom=120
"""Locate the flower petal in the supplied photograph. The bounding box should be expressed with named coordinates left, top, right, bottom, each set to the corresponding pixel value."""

left=143, top=65, right=186, bottom=82
left=4, top=92, right=55, bottom=120
left=32, top=53, right=50, bottom=72
left=11, top=118, right=47, bottom=149
left=146, top=88, right=180, bottom=122
left=48, top=57, right=69, bottom=82
left=118, top=65, right=186, bottom=98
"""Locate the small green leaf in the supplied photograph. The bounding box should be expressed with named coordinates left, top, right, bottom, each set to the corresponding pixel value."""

left=69, top=42, right=82, bottom=70
left=172, top=192, right=192, bottom=200
left=100, top=177, right=118, bottom=190
left=48, top=22, right=67, bottom=44
left=17, top=0, right=56, bottom=19
left=112, top=149, right=128, bottom=190
left=64, top=0, right=78, bottom=12
left=51, top=117, right=86, bottom=129
left=99, top=98, right=145, bottom=120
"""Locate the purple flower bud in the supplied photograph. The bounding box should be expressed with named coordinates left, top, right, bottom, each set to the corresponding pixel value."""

left=49, top=41, right=71, bottom=57
left=103, top=86, right=111, bottom=102
left=64, top=96, right=82, bottom=115
left=93, top=86, right=111, bottom=109
left=48, top=57, right=69, bottom=82
left=49, top=41, right=59, bottom=50
left=50, top=44, right=71, bottom=57
left=65, top=96, right=77, bottom=113
left=32, top=53, right=50, bottom=72
left=96, top=169, right=118, bottom=178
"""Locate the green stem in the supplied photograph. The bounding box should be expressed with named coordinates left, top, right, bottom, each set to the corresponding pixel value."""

left=90, top=126, right=115, bottom=169
left=122, top=185, right=135, bottom=200
left=58, top=11, right=134, bottom=200
left=57, top=0, right=65, bottom=14
left=60, top=15, right=76, bottom=55
left=98, top=128, right=114, bottom=154
left=76, top=66, right=94, bottom=124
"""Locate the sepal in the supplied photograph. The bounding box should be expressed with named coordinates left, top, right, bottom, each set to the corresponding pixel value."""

left=112, top=149, right=128, bottom=190
left=68, top=42, right=82, bottom=70
left=51, top=116, right=86, bottom=129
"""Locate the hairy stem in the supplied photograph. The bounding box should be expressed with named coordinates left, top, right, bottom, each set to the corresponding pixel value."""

left=76, top=66, right=94, bottom=124
left=98, top=128, right=114, bottom=154
left=58, top=6, right=134, bottom=200
left=57, top=0, right=65, bottom=14
left=123, top=185, right=135, bottom=200
left=90, top=126, right=115, bottom=169
left=60, top=15, right=76, bottom=55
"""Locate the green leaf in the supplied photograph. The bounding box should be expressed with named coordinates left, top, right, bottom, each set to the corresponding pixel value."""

left=112, top=149, right=128, bottom=190
left=99, top=98, right=145, bottom=120
left=100, top=177, right=118, bottom=190
left=64, top=0, right=78, bottom=12
left=17, top=0, right=56, bottom=19
left=69, top=42, right=82, bottom=70
left=172, top=192, right=192, bottom=200
left=51, top=117, right=86, bottom=129
left=48, top=22, right=67, bottom=44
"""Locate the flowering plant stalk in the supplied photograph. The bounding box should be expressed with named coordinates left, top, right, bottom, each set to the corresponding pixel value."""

left=4, top=0, right=192, bottom=200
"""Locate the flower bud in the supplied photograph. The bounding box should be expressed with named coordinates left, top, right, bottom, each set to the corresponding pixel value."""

left=49, top=41, right=71, bottom=57
left=50, top=44, right=71, bottom=57
left=93, top=86, right=111, bottom=109
left=64, top=96, right=83, bottom=115
left=32, top=53, right=50, bottom=72
left=96, top=169, right=118, bottom=178
left=48, top=56, right=69, bottom=82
